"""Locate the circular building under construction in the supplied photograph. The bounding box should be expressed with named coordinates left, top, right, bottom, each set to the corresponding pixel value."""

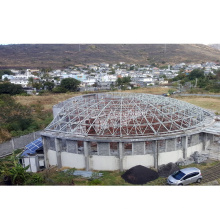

left=41, top=92, right=217, bottom=171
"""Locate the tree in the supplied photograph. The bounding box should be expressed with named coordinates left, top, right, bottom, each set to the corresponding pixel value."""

left=33, top=82, right=43, bottom=90
left=172, top=72, right=186, bottom=81
left=188, top=69, right=204, bottom=80
left=116, top=76, right=131, bottom=89
left=28, top=77, right=34, bottom=87
left=108, top=68, right=115, bottom=74
left=43, top=81, right=55, bottom=91
left=60, top=78, right=81, bottom=92
left=130, top=66, right=135, bottom=70
left=0, top=82, right=25, bottom=95
left=0, top=69, right=13, bottom=80
left=161, top=74, right=167, bottom=79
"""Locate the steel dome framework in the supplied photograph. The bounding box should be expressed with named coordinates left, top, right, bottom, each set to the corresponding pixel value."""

left=46, top=93, right=214, bottom=138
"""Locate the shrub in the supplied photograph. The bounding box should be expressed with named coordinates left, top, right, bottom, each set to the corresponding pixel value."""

left=52, top=86, right=67, bottom=93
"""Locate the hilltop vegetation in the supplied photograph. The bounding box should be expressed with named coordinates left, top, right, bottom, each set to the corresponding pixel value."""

left=1, top=44, right=220, bottom=69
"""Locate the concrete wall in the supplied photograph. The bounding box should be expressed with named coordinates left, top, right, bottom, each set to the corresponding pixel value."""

left=47, top=150, right=57, bottom=166
left=61, top=152, right=85, bottom=169
left=0, top=131, right=42, bottom=158
left=187, top=143, right=203, bottom=157
left=123, top=155, right=154, bottom=170
left=0, top=141, right=14, bottom=158
left=90, top=155, right=119, bottom=171
left=23, top=157, right=39, bottom=173
left=158, top=149, right=183, bottom=165
left=204, top=140, right=211, bottom=150
left=42, top=132, right=212, bottom=171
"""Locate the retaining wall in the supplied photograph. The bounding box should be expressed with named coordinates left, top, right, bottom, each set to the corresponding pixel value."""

left=0, top=131, right=42, bottom=158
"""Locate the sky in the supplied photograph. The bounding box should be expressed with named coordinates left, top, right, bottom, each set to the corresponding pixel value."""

left=1, top=0, right=220, bottom=219
left=0, top=0, right=220, bottom=45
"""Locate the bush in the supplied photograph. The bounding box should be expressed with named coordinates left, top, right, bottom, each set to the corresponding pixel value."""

left=0, top=82, right=26, bottom=95
left=52, top=86, right=67, bottom=93
left=25, top=173, right=45, bottom=185
left=88, top=179, right=102, bottom=185
left=60, top=78, right=80, bottom=92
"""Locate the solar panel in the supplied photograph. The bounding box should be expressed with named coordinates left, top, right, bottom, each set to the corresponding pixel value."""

left=21, top=137, right=43, bottom=157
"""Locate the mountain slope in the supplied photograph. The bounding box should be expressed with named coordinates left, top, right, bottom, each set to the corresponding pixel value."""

left=0, top=44, right=220, bottom=69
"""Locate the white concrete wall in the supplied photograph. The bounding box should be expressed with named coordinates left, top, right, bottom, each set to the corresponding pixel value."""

left=61, top=152, right=85, bottom=169
left=158, top=150, right=183, bottom=166
left=90, top=155, right=119, bottom=171
left=48, top=150, right=57, bottom=166
left=123, top=155, right=154, bottom=170
left=187, top=143, right=203, bottom=157
left=204, top=140, right=211, bottom=150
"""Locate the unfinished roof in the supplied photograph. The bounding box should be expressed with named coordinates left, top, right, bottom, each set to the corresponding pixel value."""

left=45, top=93, right=214, bottom=138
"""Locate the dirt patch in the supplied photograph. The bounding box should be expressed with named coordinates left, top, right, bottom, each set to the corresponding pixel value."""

left=121, top=165, right=159, bottom=185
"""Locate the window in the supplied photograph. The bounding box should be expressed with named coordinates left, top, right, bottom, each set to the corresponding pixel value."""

left=190, top=172, right=199, bottom=178
left=158, top=140, right=166, bottom=153
left=182, top=174, right=191, bottom=180
left=124, top=143, right=132, bottom=155
left=172, top=171, right=185, bottom=180
left=90, top=142, right=97, bottom=155
left=145, top=141, right=153, bottom=154
left=110, top=142, right=118, bottom=156
left=77, top=141, right=84, bottom=154
left=176, top=137, right=182, bottom=149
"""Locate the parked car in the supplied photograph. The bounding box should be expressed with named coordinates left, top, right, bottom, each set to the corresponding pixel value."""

left=167, top=167, right=202, bottom=185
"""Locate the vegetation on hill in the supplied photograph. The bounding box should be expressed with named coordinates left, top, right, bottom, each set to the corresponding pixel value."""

left=0, top=95, right=52, bottom=143
left=52, top=78, right=80, bottom=93
left=0, top=82, right=26, bottom=95
left=1, top=44, right=220, bottom=69
left=115, top=76, right=131, bottom=90
left=171, top=68, right=220, bottom=93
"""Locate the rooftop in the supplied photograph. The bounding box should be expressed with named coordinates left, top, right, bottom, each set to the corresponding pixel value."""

left=45, top=93, right=214, bottom=138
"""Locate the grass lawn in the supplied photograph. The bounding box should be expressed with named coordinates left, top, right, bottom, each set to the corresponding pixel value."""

left=14, top=87, right=171, bottom=111
left=175, top=96, right=220, bottom=114
left=27, top=160, right=220, bottom=186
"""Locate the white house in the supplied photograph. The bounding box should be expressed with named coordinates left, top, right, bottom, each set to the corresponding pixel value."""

left=10, top=78, right=29, bottom=87
left=2, top=74, right=14, bottom=81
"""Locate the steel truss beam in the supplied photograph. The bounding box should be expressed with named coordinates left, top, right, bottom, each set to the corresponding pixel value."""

left=46, top=93, right=214, bottom=137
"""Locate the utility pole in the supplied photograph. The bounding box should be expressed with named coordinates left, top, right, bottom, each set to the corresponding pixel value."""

left=79, top=44, right=81, bottom=52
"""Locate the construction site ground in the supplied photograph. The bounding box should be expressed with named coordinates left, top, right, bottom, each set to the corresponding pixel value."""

left=196, top=142, right=220, bottom=185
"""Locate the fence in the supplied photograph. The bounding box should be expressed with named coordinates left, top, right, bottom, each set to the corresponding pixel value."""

left=0, top=131, right=42, bottom=158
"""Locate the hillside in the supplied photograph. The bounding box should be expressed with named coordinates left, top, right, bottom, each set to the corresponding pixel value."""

left=0, top=44, right=220, bottom=69
left=209, top=44, right=220, bottom=51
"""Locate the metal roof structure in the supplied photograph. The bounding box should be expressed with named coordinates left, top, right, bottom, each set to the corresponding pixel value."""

left=45, top=93, right=214, bottom=138
left=203, top=121, right=220, bottom=135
